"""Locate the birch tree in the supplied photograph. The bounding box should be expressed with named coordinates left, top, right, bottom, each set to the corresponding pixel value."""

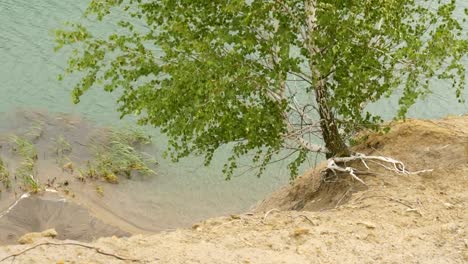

left=56, top=0, right=467, bottom=178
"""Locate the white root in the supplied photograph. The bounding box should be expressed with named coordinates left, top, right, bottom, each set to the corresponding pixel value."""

left=324, top=153, right=433, bottom=185
left=326, top=159, right=367, bottom=185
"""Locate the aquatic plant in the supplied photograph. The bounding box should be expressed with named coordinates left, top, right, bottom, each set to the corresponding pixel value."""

left=25, top=122, right=44, bottom=142
left=10, top=135, right=38, bottom=161
left=96, top=185, right=104, bottom=197
left=54, top=135, right=73, bottom=166
left=10, top=135, right=41, bottom=192
left=13, top=157, right=42, bottom=193
left=84, top=128, right=157, bottom=183
left=22, top=174, right=41, bottom=193
left=0, top=157, right=11, bottom=189
left=111, top=127, right=152, bottom=146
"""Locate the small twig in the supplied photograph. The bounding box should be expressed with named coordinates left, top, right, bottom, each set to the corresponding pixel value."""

left=388, top=197, right=415, bottom=209
left=352, top=195, right=422, bottom=216
left=408, top=169, right=434, bottom=174
left=355, top=195, right=413, bottom=207
left=242, top=238, right=255, bottom=247
left=0, top=242, right=145, bottom=263
left=335, top=187, right=353, bottom=208
left=263, top=209, right=280, bottom=221
left=295, top=214, right=317, bottom=226
left=389, top=197, right=423, bottom=216
left=212, top=219, right=242, bottom=230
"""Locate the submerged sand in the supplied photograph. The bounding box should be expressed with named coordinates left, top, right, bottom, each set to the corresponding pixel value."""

left=0, top=109, right=288, bottom=243
left=0, top=191, right=128, bottom=245
left=0, top=115, right=467, bottom=263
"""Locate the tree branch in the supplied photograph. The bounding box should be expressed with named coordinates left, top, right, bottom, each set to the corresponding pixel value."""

left=0, top=242, right=148, bottom=263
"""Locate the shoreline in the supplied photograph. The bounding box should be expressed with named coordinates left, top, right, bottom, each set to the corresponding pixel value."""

left=0, top=109, right=287, bottom=242
left=0, top=115, right=466, bottom=263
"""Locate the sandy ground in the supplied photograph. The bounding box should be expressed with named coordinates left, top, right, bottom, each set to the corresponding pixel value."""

left=0, top=115, right=466, bottom=263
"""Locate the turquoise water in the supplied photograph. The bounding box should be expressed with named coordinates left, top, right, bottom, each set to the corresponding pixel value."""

left=0, top=0, right=291, bottom=232
left=0, top=0, right=467, bottom=232
left=0, top=1, right=121, bottom=122
left=1, top=1, right=466, bottom=122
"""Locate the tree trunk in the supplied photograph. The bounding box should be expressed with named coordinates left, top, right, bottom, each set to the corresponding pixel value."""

left=304, top=0, right=350, bottom=158
left=314, top=83, right=350, bottom=158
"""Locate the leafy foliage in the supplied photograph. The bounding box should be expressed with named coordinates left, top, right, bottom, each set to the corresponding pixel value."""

left=56, top=0, right=467, bottom=179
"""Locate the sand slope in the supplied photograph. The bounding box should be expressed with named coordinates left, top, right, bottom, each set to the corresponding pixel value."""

left=0, top=116, right=467, bottom=263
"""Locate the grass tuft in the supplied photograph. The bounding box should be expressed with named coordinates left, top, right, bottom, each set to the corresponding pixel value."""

left=54, top=135, right=72, bottom=166
left=83, top=128, right=157, bottom=183
left=10, top=135, right=38, bottom=161
left=0, top=157, right=11, bottom=189
left=10, top=135, right=41, bottom=192
left=25, top=122, right=44, bottom=142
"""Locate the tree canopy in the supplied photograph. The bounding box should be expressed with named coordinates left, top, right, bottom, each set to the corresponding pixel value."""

left=56, top=0, right=467, bottom=179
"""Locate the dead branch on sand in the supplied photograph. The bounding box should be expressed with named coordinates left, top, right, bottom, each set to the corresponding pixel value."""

left=325, top=153, right=433, bottom=185
left=262, top=208, right=280, bottom=222
left=0, top=242, right=150, bottom=263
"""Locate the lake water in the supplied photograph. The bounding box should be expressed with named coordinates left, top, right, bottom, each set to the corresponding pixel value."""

left=0, top=0, right=467, bottom=236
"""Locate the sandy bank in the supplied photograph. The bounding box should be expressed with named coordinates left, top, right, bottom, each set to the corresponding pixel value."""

left=0, top=115, right=467, bottom=263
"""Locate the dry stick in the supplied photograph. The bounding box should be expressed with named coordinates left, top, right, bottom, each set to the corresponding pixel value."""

left=354, top=195, right=422, bottom=215
left=355, top=195, right=414, bottom=207
left=388, top=197, right=415, bottom=209
left=263, top=208, right=280, bottom=221
left=295, top=214, right=317, bottom=226
left=0, top=242, right=146, bottom=263
left=211, top=219, right=242, bottom=231
left=388, top=197, right=423, bottom=216
left=335, top=187, right=353, bottom=208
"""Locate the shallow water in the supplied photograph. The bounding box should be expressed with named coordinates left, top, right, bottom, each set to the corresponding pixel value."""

left=0, top=191, right=129, bottom=245
left=0, top=0, right=467, bottom=241
left=0, top=1, right=294, bottom=237
left=0, top=109, right=290, bottom=242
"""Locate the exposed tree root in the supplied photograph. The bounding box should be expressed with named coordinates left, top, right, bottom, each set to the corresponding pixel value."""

left=0, top=242, right=147, bottom=263
left=325, top=153, right=433, bottom=185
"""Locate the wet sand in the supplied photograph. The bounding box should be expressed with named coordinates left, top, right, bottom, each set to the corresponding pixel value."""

left=0, top=191, right=128, bottom=245
left=0, top=110, right=163, bottom=243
